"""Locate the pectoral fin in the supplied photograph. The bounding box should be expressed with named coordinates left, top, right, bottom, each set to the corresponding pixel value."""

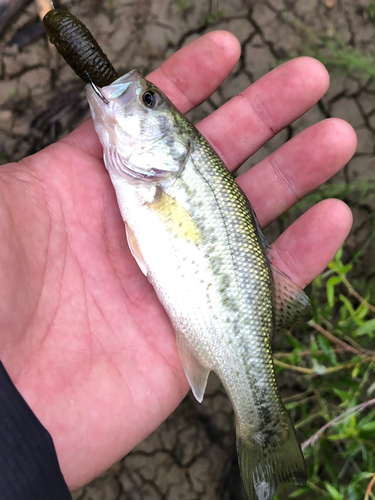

left=147, top=191, right=200, bottom=244
left=176, top=332, right=210, bottom=403
left=272, top=264, right=313, bottom=335
left=125, top=225, right=148, bottom=276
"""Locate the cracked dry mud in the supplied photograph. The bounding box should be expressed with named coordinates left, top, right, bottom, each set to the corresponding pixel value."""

left=1, top=1, right=375, bottom=499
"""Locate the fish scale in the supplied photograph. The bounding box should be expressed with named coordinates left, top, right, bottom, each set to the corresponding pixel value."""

left=184, top=141, right=279, bottom=420
left=87, top=69, right=312, bottom=500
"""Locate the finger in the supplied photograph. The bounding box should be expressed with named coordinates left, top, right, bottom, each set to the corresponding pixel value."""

left=197, top=57, right=330, bottom=170
left=237, top=118, right=357, bottom=227
left=270, top=199, right=353, bottom=288
left=64, top=31, right=240, bottom=156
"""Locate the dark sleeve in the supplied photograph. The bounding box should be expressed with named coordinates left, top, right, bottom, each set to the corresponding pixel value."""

left=0, top=360, right=73, bottom=500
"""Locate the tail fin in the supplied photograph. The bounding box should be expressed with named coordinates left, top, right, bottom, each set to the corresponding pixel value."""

left=236, top=416, right=306, bottom=500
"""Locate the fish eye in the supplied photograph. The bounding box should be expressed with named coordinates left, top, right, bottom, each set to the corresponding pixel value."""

left=142, top=90, right=160, bottom=108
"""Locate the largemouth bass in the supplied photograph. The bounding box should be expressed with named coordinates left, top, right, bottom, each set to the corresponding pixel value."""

left=86, top=70, right=312, bottom=500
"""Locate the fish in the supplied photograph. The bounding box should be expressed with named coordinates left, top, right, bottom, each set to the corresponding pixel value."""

left=86, top=69, right=313, bottom=500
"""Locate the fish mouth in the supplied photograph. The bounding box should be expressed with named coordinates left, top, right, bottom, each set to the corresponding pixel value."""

left=86, top=69, right=141, bottom=107
left=85, top=69, right=141, bottom=139
left=102, top=70, right=141, bottom=102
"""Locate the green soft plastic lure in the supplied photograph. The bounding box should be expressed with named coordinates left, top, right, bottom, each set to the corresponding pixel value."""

left=43, top=9, right=118, bottom=87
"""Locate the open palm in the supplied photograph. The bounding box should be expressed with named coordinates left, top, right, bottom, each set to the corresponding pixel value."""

left=0, top=32, right=355, bottom=491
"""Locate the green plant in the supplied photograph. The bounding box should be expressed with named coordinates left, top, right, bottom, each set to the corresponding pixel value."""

left=175, top=0, right=191, bottom=13
left=367, top=0, right=375, bottom=20
left=273, top=248, right=375, bottom=499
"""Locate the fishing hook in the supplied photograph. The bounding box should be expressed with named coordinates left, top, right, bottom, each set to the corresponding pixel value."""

left=85, top=71, right=109, bottom=104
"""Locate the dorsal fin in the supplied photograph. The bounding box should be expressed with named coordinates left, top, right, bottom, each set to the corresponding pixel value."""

left=271, top=264, right=313, bottom=335
left=237, top=186, right=271, bottom=257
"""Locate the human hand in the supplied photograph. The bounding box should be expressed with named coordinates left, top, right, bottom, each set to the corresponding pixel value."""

left=0, top=31, right=355, bottom=490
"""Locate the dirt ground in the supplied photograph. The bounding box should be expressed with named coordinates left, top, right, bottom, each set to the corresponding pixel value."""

left=1, top=0, right=375, bottom=499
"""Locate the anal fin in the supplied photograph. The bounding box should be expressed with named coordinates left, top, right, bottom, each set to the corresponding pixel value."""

left=271, top=264, right=313, bottom=335
left=176, top=332, right=210, bottom=403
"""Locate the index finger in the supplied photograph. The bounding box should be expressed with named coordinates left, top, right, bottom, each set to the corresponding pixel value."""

left=64, top=31, right=241, bottom=156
